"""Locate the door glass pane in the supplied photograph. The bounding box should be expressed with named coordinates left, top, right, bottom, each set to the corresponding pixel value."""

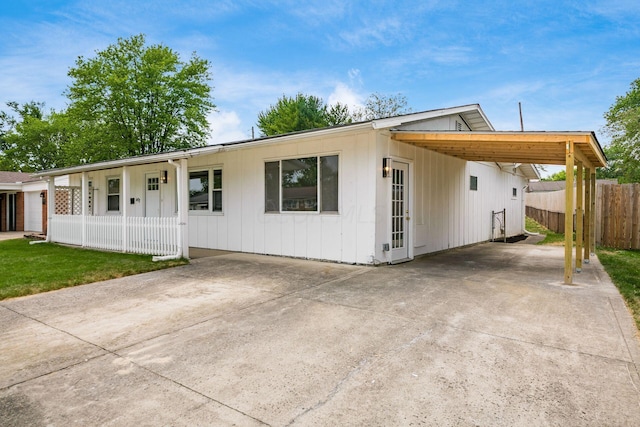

left=147, top=177, right=159, bottom=191
left=392, top=168, right=405, bottom=249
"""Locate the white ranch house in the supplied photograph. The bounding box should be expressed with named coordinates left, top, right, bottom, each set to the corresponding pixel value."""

left=35, top=104, right=583, bottom=266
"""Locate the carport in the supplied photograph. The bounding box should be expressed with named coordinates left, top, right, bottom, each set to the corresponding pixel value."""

left=391, top=131, right=608, bottom=284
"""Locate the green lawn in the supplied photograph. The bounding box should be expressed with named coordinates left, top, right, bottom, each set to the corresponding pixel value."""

left=597, top=248, right=640, bottom=331
left=525, top=216, right=566, bottom=245
left=0, top=239, right=188, bottom=300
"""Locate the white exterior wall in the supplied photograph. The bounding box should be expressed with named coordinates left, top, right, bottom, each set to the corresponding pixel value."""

left=46, top=111, right=530, bottom=265
left=187, top=129, right=378, bottom=264
left=69, top=164, right=178, bottom=217
left=374, top=127, right=528, bottom=263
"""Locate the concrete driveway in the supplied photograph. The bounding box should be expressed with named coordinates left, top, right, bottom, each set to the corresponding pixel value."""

left=1, top=242, right=640, bottom=426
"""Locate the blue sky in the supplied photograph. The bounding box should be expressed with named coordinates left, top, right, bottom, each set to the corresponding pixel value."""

left=1, top=1, right=639, bottom=174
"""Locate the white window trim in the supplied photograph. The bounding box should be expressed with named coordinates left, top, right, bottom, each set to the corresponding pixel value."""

left=265, top=153, right=340, bottom=215
left=106, top=176, right=121, bottom=214
left=188, top=166, right=224, bottom=216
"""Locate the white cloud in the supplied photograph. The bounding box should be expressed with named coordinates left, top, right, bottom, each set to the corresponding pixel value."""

left=337, top=17, right=407, bottom=48
left=207, top=110, right=250, bottom=145
left=348, top=68, right=362, bottom=86
left=327, top=82, right=364, bottom=110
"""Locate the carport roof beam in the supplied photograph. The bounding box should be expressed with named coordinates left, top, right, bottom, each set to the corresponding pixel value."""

left=390, top=131, right=607, bottom=168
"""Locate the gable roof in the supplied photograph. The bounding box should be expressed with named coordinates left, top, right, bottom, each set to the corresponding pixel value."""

left=31, top=104, right=598, bottom=181
left=33, top=104, right=491, bottom=178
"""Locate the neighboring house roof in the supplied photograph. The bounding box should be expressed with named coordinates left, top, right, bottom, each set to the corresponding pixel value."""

left=0, top=171, right=40, bottom=191
left=527, top=179, right=618, bottom=192
left=0, top=171, right=33, bottom=184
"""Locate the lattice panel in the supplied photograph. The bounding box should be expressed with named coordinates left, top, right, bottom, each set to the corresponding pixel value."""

left=55, top=186, right=82, bottom=215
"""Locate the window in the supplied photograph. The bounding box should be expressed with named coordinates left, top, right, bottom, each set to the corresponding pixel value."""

left=265, top=161, right=280, bottom=212
left=147, top=177, right=159, bottom=191
left=265, top=155, right=339, bottom=213
left=212, top=169, right=222, bottom=212
left=470, top=175, right=478, bottom=191
left=189, top=168, right=223, bottom=212
left=107, top=177, right=120, bottom=211
left=512, top=187, right=518, bottom=198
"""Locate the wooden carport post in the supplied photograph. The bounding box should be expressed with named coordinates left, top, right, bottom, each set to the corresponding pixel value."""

left=565, top=140, right=575, bottom=284
left=590, top=171, right=596, bottom=255
left=576, top=161, right=583, bottom=272
left=584, top=168, right=591, bottom=264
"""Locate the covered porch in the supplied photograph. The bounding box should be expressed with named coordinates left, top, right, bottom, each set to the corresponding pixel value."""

left=391, top=131, right=607, bottom=284
left=36, top=155, right=192, bottom=260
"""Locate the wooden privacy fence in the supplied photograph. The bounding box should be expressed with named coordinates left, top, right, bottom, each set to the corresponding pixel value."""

left=597, top=183, right=640, bottom=249
left=525, top=183, right=640, bottom=249
left=525, top=207, right=567, bottom=234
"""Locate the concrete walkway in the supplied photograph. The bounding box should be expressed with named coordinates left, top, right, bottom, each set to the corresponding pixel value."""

left=0, top=232, right=29, bottom=241
left=1, top=243, right=639, bottom=426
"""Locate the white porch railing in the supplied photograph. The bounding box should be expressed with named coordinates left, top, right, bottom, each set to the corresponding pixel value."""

left=51, top=215, right=179, bottom=256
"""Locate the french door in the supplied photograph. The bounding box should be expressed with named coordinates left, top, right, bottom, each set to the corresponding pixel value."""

left=391, top=161, right=410, bottom=263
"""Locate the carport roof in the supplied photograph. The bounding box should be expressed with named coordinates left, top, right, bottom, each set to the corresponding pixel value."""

left=391, top=130, right=607, bottom=169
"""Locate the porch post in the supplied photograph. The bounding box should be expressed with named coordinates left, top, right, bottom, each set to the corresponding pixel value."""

left=564, top=140, right=574, bottom=284
left=576, top=161, right=583, bottom=272
left=46, top=178, right=55, bottom=242
left=122, top=166, right=129, bottom=253
left=584, top=168, right=591, bottom=264
left=81, top=172, right=88, bottom=247
left=177, top=159, right=189, bottom=258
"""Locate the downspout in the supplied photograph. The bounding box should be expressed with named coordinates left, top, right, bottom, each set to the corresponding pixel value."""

left=152, top=159, right=183, bottom=261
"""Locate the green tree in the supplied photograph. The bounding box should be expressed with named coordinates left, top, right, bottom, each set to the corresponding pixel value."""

left=596, top=144, right=624, bottom=180
left=542, top=169, right=567, bottom=181
left=65, top=34, right=214, bottom=162
left=0, top=101, right=69, bottom=172
left=604, top=77, right=640, bottom=183
left=257, top=93, right=352, bottom=136
left=352, top=92, right=412, bottom=121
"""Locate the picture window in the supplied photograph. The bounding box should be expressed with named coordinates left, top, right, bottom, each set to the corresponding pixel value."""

left=265, top=155, right=339, bottom=213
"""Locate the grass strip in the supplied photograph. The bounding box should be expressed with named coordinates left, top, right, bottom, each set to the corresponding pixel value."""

left=525, top=216, right=567, bottom=245
left=597, top=248, right=640, bottom=331
left=0, top=239, right=188, bottom=300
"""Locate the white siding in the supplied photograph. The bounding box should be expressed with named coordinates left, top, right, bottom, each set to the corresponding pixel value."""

left=68, top=164, right=177, bottom=217
left=375, top=139, right=528, bottom=263
left=52, top=110, right=529, bottom=265
left=187, top=129, right=379, bottom=264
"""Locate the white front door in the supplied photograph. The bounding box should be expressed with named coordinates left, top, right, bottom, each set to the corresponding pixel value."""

left=145, top=173, right=160, bottom=217
left=24, top=192, right=42, bottom=232
left=391, top=161, right=410, bottom=263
